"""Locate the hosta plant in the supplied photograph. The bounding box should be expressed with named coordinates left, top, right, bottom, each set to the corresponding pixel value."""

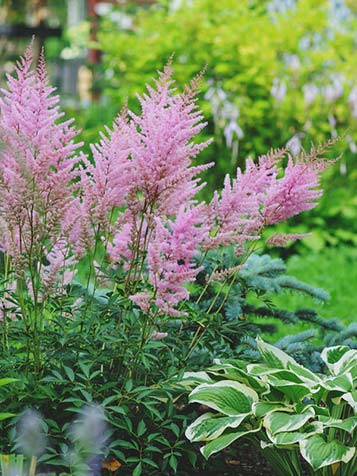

left=185, top=338, right=357, bottom=476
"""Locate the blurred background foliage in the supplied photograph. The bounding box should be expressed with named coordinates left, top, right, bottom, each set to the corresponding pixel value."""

left=65, top=0, right=357, bottom=254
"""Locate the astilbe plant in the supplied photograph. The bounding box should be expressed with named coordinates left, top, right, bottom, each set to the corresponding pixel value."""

left=0, top=46, right=335, bottom=367
left=0, top=46, right=341, bottom=475
left=0, top=45, right=82, bottom=370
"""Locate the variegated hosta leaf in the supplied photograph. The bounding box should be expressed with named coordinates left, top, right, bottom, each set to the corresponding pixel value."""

left=261, top=375, right=313, bottom=402
left=208, top=365, right=269, bottom=394
left=267, top=422, right=323, bottom=446
left=185, top=412, right=246, bottom=442
left=253, top=402, right=292, bottom=419
left=320, top=373, right=353, bottom=393
left=256, top=337, right=296, bottom=369
left=320, top=415, right=357, bottom=434
left=200, top=425, right=261, bottom=459
left=300, top=435, right=355, bottom=470
left=188, top=380, right=258, bottom=416
left=341, top=389, right=357, bottom=412
left=263, top=407, right=315, bottom=435
left=321, top=346, right=357, bottom=376
left=287, top=361, right=321, bottom=385
left=180, top=371, right=213, bottom=388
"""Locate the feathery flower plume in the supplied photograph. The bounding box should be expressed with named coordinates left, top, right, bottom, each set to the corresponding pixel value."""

left=131, top=205, right=208, bottom=316
left=127, top=64, right=213, bottom=215
left=0, top=45, right=81, bottom=287
left=205, top=148, right=332, bottom=255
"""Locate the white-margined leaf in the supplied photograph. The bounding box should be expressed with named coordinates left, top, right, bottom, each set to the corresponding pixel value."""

left=320, top=415, right=357, bottom=434
left=180, top=371, right=213, bottom=387
left=253, top=402, right=292, bottom=419
left=208, top=366, right=269, bottom=394
left=200, top=425, right=261, bottom=459
left=261, top=375, right=313, bottom=401
left=267, top=422, right=323, bottom=446
left=320, top=346, right=357, bottom=376
left=185, top=412, right=247, bottom=442
left=256, top=337, right=296, bottom=369
left=320, top=373, right=353, bottom=393
left=287, top=361, right=321, bottom=385
left=263, top=407, right=315, bottom=435
left=189, top=380, right=258, bottom=416
left=300, top=435, right=355, bottom=470
left=341, top=390, right=357, bottom=412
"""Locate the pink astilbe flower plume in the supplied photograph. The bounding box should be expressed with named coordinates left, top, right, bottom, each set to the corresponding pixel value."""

left=204, top=150, right=283, bottom=252
left=263, top=151, right=330, bottom=224
left=0, top=45, right=81, bottom=289
left=205, top=147, right=333, bottom=256
left=81, top=109, right=132, bottom=230
left=131, top=205, right=208, bottom=316
left=127, top=64, right=214, bottom=215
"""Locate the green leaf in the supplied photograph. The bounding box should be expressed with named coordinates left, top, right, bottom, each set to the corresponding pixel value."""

left=133, top=462, right=142, bottom=476
left=264, top=407, right=315, bottom=435
left=168, top=455, right=178, bottom=473
left=186, top=412, right=246, bottom=442
left=287, top=362, right=321, bottom=385
left=137, top=420, right=147, bottom=437
left=300, top=435, right=355, bottom=470
left=320, top=373, right=353, bottom=393
left=180, top=372, right=213, bottom=387
left=256, top=337, right=296, bottom=369
left=262, top=375, right=313, bottom=401
left=0, top=378, right=18, bottom=386
left=0, top=412, right=15, bottom=421
left=63, top=365, right=75, bottom=382
left=209, top=363, right=269, bottom=393
left=189, top=380, right=258, bottom=416
left=200, top=425, right=261, bottom=459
